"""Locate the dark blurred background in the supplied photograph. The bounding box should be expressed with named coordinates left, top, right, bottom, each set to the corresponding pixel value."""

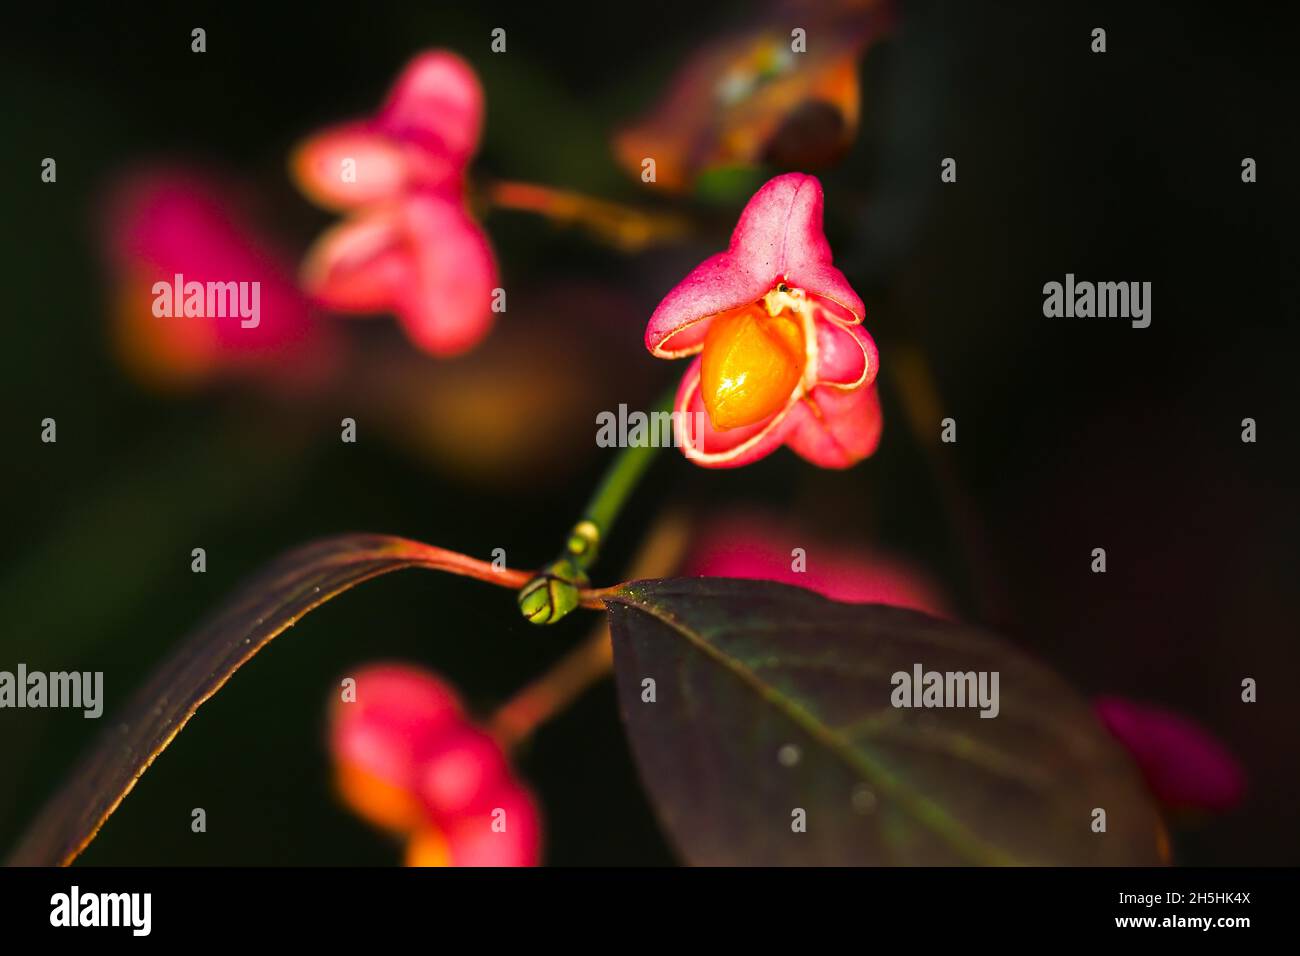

left=1, top=0, right=1295, bottom=865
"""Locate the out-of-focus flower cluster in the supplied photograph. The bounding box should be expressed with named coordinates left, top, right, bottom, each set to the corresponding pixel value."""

left=292, top=51, right=499, bottom=357
left=329, top=664, right=541, bottom=866
left=103, top=169, right=334, bottom=390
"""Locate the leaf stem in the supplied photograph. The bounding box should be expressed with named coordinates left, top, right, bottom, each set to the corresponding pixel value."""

left=489, top=623, right=614, bottom=749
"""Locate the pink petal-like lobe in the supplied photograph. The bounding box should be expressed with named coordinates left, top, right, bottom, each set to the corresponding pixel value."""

left=301, top=204, right=412, bottom=312
left=814, top=318, right=878, bottom=389
left=330, top=664, right=463, bottom=793
left=303, top=193, right=498, bottom=357
left=783, top=382, right=883, bottom=469
left=417, top=726, right=509, bottom=818
left=396, top=193, right=499, bottom=356
left=646, top=173, right=864, bottom=357
left=1095, top=696, right=1246, bottom=813
left=291, top=122, right=415, bottom=210
left=378, top=51, right=484, bottom=166
left=444, top=783, right=542, bottom=867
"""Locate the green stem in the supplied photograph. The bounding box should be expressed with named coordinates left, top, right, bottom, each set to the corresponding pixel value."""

left=518, top=385, right=675, bottom=624
left=570, top=430, right=661, bottom=568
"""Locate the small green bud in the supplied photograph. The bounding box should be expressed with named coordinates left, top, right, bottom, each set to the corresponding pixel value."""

left=517, top=557, right=590, bottom=625
left=566, top=519, right=600, bottom=561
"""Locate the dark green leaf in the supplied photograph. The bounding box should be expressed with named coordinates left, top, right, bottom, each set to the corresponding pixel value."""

left=605, top=578, right=1164, bottom=866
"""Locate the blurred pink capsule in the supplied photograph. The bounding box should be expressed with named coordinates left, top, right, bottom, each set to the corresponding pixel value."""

left=301, top=192, right=496, bottom=356
left=646, top=172, right=880, bottom=468
left=1094, top=696, right=1246, bottom=814
left=329, top=663, right=541, bottom=866
left=419, top=781, right=543, bottom=868
left=681, top=512, right=948, bottom=617
left=103, top=168, right=331, bottom=389
left=416, top=725, right=510, bottom=819
left=292, top=51, right=499, bottom=357
left=293, top=51, right=482, bottom=208
left=330, top=664, right=463, bottom=833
